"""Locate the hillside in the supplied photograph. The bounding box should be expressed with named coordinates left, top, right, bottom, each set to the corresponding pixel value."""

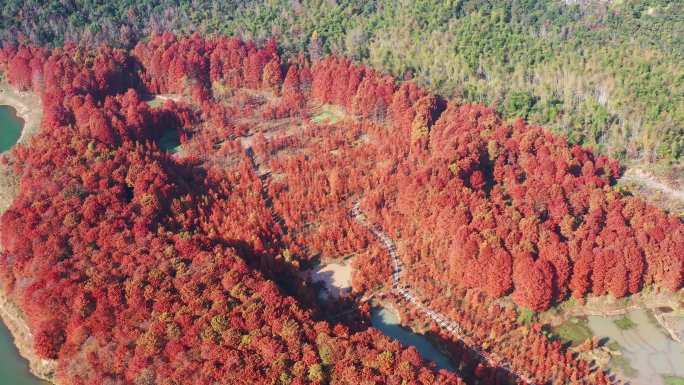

left=2, top=0, right=683, bottom=170
left=0, top=33, right=681, bottom=385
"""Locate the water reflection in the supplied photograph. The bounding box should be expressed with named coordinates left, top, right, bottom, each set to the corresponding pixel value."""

left=371, top=307, right=455, bottom=371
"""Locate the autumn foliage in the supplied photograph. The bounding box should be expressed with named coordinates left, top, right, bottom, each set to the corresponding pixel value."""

left=0, top=33, right=681, bottom=385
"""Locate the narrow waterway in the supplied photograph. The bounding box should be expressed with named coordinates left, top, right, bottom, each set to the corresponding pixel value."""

left=371, top=307, right=455, bottom=371
left=0, top=105, right=22, bottom=152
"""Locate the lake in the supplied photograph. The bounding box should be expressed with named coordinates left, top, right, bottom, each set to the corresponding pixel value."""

left=371, top=307, right=455, bottom=371
left=0, top=105, right=23, bottom=153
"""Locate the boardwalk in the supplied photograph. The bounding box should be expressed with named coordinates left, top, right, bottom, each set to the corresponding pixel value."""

left=350, top=201, right=536, bottom=385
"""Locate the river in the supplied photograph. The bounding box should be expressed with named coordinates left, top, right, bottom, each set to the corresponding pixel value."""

left=0, top=105, right=22, bottom=153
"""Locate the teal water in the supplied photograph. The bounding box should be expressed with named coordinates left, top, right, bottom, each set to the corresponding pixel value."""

left=0, top=321, right=47, bottom=385
left=0, top=105, right=23, bottom=153
left=0, top=104, right=46, bottom=384
left=371, top=307, right=455, bottom=371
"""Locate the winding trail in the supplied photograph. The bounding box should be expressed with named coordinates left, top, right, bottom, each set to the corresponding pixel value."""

left=350, top=201, right=537, bottom=385
left=621, top=168, right=684, bottom=204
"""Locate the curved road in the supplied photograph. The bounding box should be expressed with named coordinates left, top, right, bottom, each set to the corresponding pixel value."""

left=350, top=201, right=536, bottom=385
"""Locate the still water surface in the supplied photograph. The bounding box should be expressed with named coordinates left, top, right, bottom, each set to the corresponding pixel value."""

left=0, top=320, right=47, bottom=385
left=371, top=307, right=455, bottom=371
left=0, top=105, right=22, bottom=152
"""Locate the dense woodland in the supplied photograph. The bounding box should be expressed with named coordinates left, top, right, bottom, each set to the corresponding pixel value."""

left=0, top=33, right=682, bottom=385
left=1, top=0, right=683, bottom=167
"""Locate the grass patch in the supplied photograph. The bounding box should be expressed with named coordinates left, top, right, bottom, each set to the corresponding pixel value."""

left=610, top=354, right=638, bottom=378
left=605, top=339, right=638, bottom=378
left=613, top=315, right=637, bottom=330
left=606, top=340, right=621, bottom=351
left=517, top=307, right=535, bottom=325
left=553, top=317, right=593, bottom=346
left=663, top=375, right=684, bottom=385
left=312, top=104, right=347, bottom=125
left=146, top=98, right=164, bottom=108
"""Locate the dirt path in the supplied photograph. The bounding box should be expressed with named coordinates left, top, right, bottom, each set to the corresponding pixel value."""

left=620, top=167, right=684, bottom=215
left=621, top=168, right=684, bottom=202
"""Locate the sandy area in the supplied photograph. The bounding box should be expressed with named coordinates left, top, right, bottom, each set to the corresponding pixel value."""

left=311, top=260, right=353, bottom=299
left=0, top=84, right=42, bottom=215
left=0, top=84, right=42, bottom=145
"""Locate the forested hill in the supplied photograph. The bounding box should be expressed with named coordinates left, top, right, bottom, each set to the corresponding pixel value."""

left=1, top=0, right=683, bottom=166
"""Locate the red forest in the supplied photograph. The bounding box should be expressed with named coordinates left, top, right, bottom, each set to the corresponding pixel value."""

left=0, top=33, right=681, bottom=385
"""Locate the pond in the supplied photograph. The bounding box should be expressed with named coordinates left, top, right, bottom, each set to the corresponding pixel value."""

left=0, top=321, right=47, bottom=385
left=371, top=307, right=455, bottom=372
left=0, top=105, right=23, bottom=153
left=587, top=308, right=684, bottom=385
left=311, top=260, right=456, bottom=373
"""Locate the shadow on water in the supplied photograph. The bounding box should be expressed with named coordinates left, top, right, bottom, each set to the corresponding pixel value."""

left=371, top=306, right=523, bottom=384
left=0, top=105, right=23, bottom=153
left=156, top=129, right=181, bottom=153
left=371, top=307, right=456, bottom=371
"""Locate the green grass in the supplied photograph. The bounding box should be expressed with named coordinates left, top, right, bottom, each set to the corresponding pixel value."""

left=553, top=317, right=593, bottom=346
left=605, top=339, right=638, bottom=378
left=517, top=308, right=535, bottom=325
left=606, top=340, right=620, bottom=351
left=610, top=353, right=638, bottom=378
left=146, top=98, right=165, bottom=109
left=613, top=316, right=637, bottom=330
left=311, top=105, right=346, bottom=125
left=663, top=375, right=684, bottom=385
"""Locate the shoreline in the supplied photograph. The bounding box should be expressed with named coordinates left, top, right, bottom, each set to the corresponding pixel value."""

left=0, top=84, right=42, bottom=146
left=0, top=288, right=56, bottom=383
left=0, top=82, right=54, bottom=383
